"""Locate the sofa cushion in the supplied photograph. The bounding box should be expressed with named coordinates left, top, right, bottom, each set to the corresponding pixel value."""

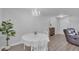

left=67, top=28, right=77, bottom=35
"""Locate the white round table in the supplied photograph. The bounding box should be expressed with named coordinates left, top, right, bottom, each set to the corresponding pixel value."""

left=22, top=32, right=49, bottom=51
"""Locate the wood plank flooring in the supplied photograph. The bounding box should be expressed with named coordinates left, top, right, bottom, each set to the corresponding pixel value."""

left=8, top=34, right=79, bottom=51
left=48, top=34, right=79, bottom=51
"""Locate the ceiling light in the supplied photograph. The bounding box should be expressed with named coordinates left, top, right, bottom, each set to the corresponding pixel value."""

left=56, top=14, right=68, bottom=18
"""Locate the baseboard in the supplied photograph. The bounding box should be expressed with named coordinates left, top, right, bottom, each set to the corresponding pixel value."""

left=0, top=41, right=23, bottom=51
left=0, top=46, right=5, bottom=51
left=10, top=41, right=23, bottom=47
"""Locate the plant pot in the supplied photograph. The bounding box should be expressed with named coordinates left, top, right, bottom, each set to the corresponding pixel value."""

left=5, top=46, right=11, bottom=50
left=1, top=46, right=11, bottom=51
left=5, top=37, right=10, bottom=50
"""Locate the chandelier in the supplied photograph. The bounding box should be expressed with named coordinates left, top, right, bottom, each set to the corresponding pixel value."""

left=56, top=14, right=68, bottom=19
left=57, top=14, right=68, bottom=18
left=32, top=8, right=40, bottom=16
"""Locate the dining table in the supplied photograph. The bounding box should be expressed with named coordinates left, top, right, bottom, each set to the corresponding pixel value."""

left=22, top=32, right=49, bottom=51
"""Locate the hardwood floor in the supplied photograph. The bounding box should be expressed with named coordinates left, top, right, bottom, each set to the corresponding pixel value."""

left=8, top=34, right=79, bottom=51
left=48, top=34, right=79, bottom=51
left=8, top=44, right=31, bottom=51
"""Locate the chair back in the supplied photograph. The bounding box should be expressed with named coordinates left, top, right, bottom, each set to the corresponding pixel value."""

left=63, top=28, right=77, bottom=39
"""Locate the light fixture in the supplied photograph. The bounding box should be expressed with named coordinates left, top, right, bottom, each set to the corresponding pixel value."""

left=56, top=14, right=68, bottom=19
left=32, top=8, right=40, bottom=16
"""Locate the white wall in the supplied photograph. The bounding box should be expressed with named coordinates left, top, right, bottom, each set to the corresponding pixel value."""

left=0, top=8, right=49, bottom=48
left=69, top=16, right=79, bottom=31
left=0, top=9, right=4, bottom=48
left=0, top=9, right=2, bottom=20
left=50, top=16, right=79, bottom=34
left=50, top=17, right=58, bottom=34
left=58, top=17, right=70, bottom=34
left=60, top=16, right=79, bottom=34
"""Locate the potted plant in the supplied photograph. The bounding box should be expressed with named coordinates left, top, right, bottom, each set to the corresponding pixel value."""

left=0, top=19, right=16, bottom=50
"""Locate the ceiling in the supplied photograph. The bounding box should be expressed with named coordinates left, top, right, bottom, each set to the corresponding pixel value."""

left=38, top=8, right=79, bottom=17
left=2, top=8, right=79, bottom=17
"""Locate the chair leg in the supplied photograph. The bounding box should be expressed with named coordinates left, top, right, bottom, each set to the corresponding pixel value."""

left=24, top=44, right=26, bottom=51
left=31, top=46, right=32, bottom=51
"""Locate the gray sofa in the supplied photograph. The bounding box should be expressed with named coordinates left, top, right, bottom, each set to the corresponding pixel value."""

left=63, top=28, right=79, bottom=46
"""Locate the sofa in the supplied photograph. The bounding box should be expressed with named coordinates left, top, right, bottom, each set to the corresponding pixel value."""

left=63, top=28, right=79, bottom=46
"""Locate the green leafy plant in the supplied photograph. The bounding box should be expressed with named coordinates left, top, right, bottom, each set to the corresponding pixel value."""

left=0, top=19, right=16, bottom=46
